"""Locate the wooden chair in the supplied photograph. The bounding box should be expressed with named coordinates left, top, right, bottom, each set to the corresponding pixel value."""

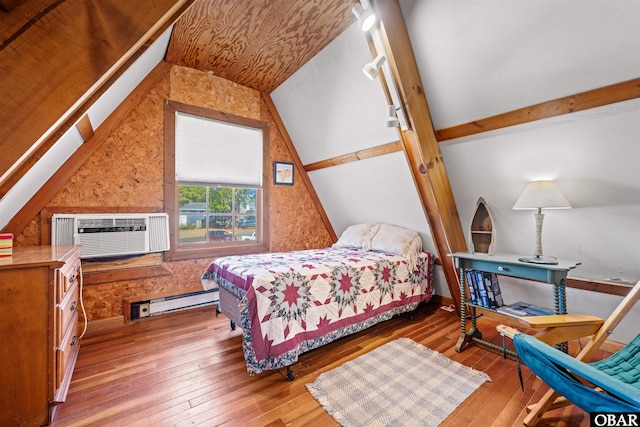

left=497, top=279, right=640, bottom=426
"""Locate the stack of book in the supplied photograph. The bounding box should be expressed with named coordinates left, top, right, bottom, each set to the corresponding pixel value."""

left=464, top=269, right=504, bottom=309
left=0, top=233, right=13, bottom=259
left=464, top=268, right=555, bottom=319
left=496, top=301, right=554, bottom=318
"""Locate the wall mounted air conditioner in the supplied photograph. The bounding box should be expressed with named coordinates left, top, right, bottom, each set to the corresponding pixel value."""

left=51, top=213, right=170, bottom=259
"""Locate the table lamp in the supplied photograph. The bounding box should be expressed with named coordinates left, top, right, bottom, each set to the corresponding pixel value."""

left=513, top=180, right=571, bottom=264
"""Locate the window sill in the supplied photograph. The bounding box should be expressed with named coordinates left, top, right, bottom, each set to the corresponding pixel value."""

left=164, top=241, right=269, bottom=262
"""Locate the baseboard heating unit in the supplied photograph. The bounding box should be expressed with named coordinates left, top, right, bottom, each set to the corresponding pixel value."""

left=131, top=290, right=219, bottom=320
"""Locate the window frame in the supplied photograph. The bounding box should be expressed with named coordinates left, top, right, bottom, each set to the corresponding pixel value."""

left=164, top=100, right=270, bottom=261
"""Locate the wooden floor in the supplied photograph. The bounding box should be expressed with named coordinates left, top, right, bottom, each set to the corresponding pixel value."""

left=52, top=301, right=602, bottom=426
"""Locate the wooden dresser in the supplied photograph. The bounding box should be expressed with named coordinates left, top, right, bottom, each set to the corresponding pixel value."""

left=0, top=245, right=82, bottom=426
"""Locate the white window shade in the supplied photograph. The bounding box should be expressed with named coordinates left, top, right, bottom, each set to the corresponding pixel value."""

left=175, top=112, right=263, bottom=186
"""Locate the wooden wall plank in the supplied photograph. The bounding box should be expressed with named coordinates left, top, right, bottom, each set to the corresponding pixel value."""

left=0, top=0, right=27, bottom=13
left=0, top=0, right=194, bottom=194
left=303, top=141, right=403, bottom=172
left=1, top=62, right=172, bottom=236
left=565, top=277, right=634, bottom=297
left=435, top=78, right=640, bottom=141
left=84, top=266, right=172, bottom=286
left=1, top=0, right=63, bottom=47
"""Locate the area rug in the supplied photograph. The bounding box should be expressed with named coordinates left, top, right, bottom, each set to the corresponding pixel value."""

left=306, top=338, right=491, bottom=427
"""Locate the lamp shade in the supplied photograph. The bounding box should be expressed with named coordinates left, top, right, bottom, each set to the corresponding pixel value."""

left=513, top=181, right=571, bottom=210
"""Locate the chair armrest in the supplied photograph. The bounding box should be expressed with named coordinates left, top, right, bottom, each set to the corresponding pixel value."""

left=498, top=316, right=605, bottom=347
left=497, top=324, right=520, bottom=339
left=517, top=314, right=604, bottom=346
left=519, top=314, right=603, bottom=329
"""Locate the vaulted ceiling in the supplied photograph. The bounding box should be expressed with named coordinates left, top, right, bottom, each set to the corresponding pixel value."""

left=0, top=0, right=354, bottom=196
left=166, top=0, right=354, bottom=93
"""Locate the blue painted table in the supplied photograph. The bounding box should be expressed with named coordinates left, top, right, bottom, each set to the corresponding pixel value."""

left=449, top=252, right=580, bottom=355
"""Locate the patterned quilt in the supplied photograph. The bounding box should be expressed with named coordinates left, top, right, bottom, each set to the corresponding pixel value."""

left=201, top=247, right=434, bottom=375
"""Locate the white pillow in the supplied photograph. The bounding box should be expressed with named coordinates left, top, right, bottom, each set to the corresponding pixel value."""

left=369, top=224, right=423, bottom=268
left=332, top=224, right=374, bottom=249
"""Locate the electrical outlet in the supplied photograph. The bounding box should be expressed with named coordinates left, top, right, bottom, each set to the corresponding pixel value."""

left=131, top=301, right=151, bottom=320
left=139, top=303, right=150, bottom=318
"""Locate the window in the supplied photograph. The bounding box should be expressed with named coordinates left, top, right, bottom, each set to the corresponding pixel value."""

left=164, top=100, right=269, bottom=261
left=178, top=186, right=257, bottom=243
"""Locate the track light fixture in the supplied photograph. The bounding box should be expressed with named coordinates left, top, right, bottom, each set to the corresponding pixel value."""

left=352, top=0, right=376, bottom=32
left=385, top=105, right=400, bottom=127
left=362, top=54, right=386, bottom=80
left=355, top=1, right=409, bottom=130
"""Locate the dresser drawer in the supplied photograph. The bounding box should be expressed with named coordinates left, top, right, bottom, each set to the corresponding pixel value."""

left=56, top=255, right=81, bottom=304
left=56, top=312, right=79, bottom=390
left=0, top=245, right=81, bottom=424
left=453, top=254, right=573, bottom=284
left=56, top=280, right=79, bottom=346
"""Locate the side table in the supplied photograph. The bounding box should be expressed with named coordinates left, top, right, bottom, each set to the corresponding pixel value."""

left=448, top=252, right=580, bottom=355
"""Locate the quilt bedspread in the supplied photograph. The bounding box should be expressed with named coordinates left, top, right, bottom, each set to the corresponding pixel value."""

left=201, top=248, right=434, bottom=375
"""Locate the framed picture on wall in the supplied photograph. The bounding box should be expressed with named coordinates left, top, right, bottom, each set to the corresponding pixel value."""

left=274, top=161, right=294, bottom=185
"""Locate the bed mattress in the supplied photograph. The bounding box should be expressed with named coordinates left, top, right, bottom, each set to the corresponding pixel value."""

left=201, top=247, right=434, bottom=375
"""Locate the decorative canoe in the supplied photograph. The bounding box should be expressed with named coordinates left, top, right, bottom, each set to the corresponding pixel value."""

left=469, top=197, right=496, bottom=255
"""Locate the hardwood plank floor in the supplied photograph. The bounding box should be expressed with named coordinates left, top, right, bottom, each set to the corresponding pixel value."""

left=52, top=301, right=602, bottom=426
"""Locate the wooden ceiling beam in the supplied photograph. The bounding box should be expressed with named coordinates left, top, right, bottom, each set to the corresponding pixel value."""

left=436, top=78, right=640, bottom=141
left=303, top=141, right=403, bottom=172
left=374, top=0, right=468, bottom=311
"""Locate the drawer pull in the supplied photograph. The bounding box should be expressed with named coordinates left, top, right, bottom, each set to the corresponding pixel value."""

left=70, top=301, right=77, bottom=312
left=69, top=275, right=75, bottom=284
left=498, top=266, right=505, bottom=272
left=71, top=336, right=78, bottom=346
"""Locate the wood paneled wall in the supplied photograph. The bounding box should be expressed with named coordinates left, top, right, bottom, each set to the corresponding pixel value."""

left=0, top=0, right=193, bottom=197
left=16, top=63, right=333, bottom=321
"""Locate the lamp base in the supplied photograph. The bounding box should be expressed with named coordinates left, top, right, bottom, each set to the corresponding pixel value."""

left=518, top=255, right=559, bottom=265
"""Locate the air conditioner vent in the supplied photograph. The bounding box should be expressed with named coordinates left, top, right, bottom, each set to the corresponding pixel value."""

left=77, top=217, right=147, bottom=233
left=52, top=213, right=170, bottom=259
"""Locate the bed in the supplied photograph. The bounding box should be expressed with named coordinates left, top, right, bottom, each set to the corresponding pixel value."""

left=200, top=223, right=435, bottom=379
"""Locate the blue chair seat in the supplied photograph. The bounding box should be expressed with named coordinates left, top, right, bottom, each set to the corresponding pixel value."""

left=514, top=332, right=640, bottom=413
left=589, top=333, right=640, bottom=390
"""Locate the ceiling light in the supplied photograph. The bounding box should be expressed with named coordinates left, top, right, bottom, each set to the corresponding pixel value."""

left=385, top=105, right=399, bottom=127
left=352, top=3, right=376, bottom=32
left=362, top=54, right=386, bottom=80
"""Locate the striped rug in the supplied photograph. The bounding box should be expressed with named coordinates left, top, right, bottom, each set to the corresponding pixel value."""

left=306, top=338, right=491, bottom=426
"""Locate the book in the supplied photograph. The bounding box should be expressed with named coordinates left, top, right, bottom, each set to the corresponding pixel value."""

left=473, top=270, right=491, bottom=308
left=480, top=271, right=498, bottom=308
left=496, top=301, right=554, bottom=318
left=464, top=269, right=478, bottom=305
left=0, top=233, right=12, bottom=246
left=0, top=233, right=12, bottom=258
left=488, top=272, right=504, bottom=307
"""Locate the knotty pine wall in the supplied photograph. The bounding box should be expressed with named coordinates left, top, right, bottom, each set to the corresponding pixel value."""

left=15, top=63, right=333, bottom=321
